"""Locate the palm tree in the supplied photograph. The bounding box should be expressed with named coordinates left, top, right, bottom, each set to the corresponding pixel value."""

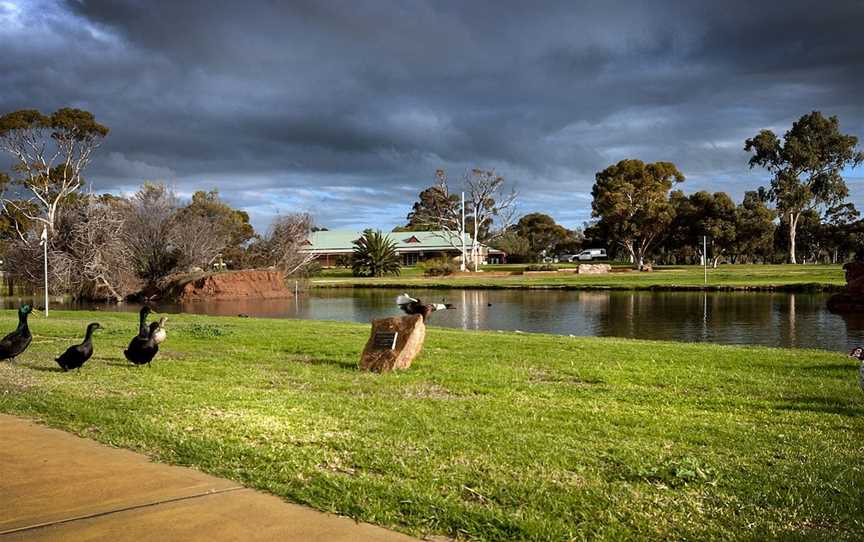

left=352, top=229, right=401, bottom=277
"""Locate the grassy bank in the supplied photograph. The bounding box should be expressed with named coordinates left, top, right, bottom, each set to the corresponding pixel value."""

left=1, top=311, right=862, bottom=540
left=313, top=264, right=845, bottom=291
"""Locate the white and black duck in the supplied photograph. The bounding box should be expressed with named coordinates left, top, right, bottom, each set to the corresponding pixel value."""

left=153, top=316, right=167, bottom=345
left=0, top=304, right=33, bottom=362
left=124, top=321, right=160, bottom=367
left=396, top=293, right=455, bottom=321
left=55, top=322, right=102, bottom=372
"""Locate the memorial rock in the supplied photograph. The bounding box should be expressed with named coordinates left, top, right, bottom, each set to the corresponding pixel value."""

left=359, top=315, right=426, bottom=372
left=827, top=261, right=864, bottom=313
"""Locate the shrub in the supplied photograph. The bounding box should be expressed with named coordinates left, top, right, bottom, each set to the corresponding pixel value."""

left=525, top=263, right=558, bottom=272
left=421, top=257, right=457, bottom=276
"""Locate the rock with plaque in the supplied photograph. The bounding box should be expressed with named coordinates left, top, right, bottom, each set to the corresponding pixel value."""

left=828, top=261, right=864, bottom=313
left=359, top=314, right=426, bottom=372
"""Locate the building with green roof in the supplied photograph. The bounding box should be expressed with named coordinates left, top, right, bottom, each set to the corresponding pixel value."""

left=301, top=230, right=505, bottom=267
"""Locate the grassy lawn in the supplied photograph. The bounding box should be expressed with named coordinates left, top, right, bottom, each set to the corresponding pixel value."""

left=313, top=264, right=845, bottom=291
left=1, top=310, right=862, bottom=540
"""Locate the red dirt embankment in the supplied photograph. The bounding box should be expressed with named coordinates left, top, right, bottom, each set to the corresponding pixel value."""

left=175, top=269, right=292, bottom=302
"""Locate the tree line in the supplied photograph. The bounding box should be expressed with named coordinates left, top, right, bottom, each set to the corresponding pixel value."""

left=3, top=107, right=861, bottom=300
left=587, top=111, right=863, bottom=267
left=0, top=108, right=314, bottom=300
left=398, top=111, right=863, bottom=267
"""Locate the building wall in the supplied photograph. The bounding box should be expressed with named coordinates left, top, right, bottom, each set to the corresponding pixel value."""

left=311, top=247, right=505, bottom=267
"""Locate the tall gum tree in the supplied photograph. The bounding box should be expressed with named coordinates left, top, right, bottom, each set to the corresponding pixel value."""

left=591, top=159, right=684, bottom=269
left=405, top=169, right=516, bottom=270
left=0, top=108, right=108, bottom=238
left=745, top=111, right=863, bottom=264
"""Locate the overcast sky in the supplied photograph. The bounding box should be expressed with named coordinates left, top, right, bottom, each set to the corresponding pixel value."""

left=1, top=0, right=863, bottom=232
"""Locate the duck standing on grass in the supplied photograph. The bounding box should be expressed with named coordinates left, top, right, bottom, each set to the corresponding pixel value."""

left=153, top=316, right=168, bottom=345
left=124, top=321, right=160, bottom=367
left=136, top=306, right=152, bottom=337
left=0, top=304, right=33, bottom=362
left=396, top=293, right=455, bottom=321
left=56, top=323, right=102, bottom=372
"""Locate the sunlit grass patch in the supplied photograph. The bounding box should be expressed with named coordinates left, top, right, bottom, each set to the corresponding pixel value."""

left=0, top=310, right=862, bottom=540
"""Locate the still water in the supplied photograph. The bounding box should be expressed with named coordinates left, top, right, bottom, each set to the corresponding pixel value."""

left=10, top=289, right=862, bottom=352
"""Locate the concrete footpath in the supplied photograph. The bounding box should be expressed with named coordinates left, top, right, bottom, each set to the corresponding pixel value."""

left=0, top=414, right=417, bottom=541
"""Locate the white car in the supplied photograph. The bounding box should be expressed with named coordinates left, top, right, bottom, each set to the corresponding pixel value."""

left=575, top=249, right=607, bottom=261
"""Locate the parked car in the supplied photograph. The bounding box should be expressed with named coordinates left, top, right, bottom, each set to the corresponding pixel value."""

left=575, top=248, right=607, bottom=261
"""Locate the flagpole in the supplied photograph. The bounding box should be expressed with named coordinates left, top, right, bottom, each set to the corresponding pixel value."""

left=41, top=226, right=48, bottom=317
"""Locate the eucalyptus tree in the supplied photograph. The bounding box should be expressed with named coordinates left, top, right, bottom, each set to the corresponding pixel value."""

left=0, top=108, right=109, bottom=237
left=511, top=212, right=578, bottom=261
left=174, top=189, right=255, bottom=268
left=745, top=111, right=863, bottom=263
left=405, top=168, right=517, bottom=270
left=734, top=191, right=776, bottom=263
left=591, top=159, right=684, bottom=269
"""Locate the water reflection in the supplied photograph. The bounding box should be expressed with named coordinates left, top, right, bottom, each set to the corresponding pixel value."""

left=0, top=289, right=859, bottom=352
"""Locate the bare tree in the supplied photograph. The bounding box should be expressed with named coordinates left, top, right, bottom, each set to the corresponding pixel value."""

left=121, top=182, right=180, bottom=285
left=247, top=213, right=315, bottom=274
left=464, top=169, right=517, bottom=269
left=2, top=196, right=137, bottom=301
left=170, top=213, right=229, bottom=271
left=61, top=196, right=137, bottom=301
left=412, top=169, right=517, bottom=270
left=0, top=109, right=108, bottom=237
left=3, top=233, right=73, bottom=296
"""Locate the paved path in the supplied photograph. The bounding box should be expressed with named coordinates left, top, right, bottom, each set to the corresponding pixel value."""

left=0, top=414, right=417, bottom=541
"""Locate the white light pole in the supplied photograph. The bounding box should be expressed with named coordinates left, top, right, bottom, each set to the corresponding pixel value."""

left=39, top=226, right=48, bottom=317
left=703, top=235, right=708, bottom=286
left=460, top=191, right=466, bottom=272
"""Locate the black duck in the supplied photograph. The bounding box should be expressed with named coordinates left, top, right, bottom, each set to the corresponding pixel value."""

left=124, top=321, right=160, bottom=367
left=136, top=306, right=152, bottom=337
left=55, top=322, right=102, bottom=372
left=0, top=304, right=33, bottom=362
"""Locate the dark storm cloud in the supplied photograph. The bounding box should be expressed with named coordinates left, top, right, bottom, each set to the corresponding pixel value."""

left=1, top=0, right=863, bottom=231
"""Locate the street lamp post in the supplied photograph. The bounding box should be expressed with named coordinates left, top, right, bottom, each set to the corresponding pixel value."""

left=460, top=191, right=466, bottom=272
left=40, top=226, right=48, bottom=317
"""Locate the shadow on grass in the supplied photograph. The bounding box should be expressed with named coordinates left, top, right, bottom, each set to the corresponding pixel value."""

left=777, top=395, right=864, bottom=417
left=287, top=356, right=358, bottom=370
left=105, top=361, right=145, bottom=368
left=796, top=363, right=855, bottom=375
left=26, top=365, right=65, bottom=373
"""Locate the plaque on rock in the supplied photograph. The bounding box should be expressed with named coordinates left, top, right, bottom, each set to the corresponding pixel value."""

left=359, top=315, right=426, bottom=373
left=372, top=331, right=398, bottom=350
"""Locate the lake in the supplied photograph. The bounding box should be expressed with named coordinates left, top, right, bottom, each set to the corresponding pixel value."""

left=9, top=288, right=861, bottom=352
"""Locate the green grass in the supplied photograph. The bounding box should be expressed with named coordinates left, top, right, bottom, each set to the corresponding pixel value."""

left=313, top=264, right=845, bottom=291
left=1, top=310, right=862, bottom=540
